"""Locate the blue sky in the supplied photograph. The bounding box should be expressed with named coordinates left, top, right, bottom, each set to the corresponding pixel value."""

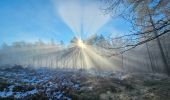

left=0, top=0, right=131, bottom=45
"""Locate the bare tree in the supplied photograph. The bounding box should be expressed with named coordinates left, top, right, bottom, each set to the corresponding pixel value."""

left=101, top=0, right=170, bottom=74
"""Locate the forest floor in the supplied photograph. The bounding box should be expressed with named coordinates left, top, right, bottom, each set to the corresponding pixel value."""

left=0, top=65, right=170, bottom=100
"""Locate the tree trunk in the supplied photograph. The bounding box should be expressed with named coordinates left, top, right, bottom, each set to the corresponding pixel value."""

left=148, top=12, right=170, bottom=75
left=145, top=42, right=155, bottom=73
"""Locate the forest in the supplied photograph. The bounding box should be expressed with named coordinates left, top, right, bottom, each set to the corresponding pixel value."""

left=0, top=0, right=170, bottom=100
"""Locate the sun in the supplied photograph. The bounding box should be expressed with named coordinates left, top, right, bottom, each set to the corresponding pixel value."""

left=77, top=39, right=86, bottom=48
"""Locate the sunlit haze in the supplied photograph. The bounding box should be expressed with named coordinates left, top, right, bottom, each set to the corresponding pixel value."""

left=0, top=0, right=170, bottom=99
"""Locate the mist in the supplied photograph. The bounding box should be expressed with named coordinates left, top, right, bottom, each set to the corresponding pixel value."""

left=0, top=0, right=170, bottom=99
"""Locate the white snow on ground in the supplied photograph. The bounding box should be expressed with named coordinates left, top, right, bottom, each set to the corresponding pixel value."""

left=0, top=91, right=13, bottom=98
left=55, top=91, right=63, bottom=99
left=15, top=89, right=38, bottom=99
left=0, top=67, right=81, bottom=99
left=0, top=66, right=170, bottom=100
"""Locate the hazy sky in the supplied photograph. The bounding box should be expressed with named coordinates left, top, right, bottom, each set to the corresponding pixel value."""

left=0, top=0, right=131, bottom=45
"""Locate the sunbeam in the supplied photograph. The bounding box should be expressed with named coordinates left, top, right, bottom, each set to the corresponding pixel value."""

left=55, top=0, right=110, bottom=38
left=1, top=0, right=170, bottom=99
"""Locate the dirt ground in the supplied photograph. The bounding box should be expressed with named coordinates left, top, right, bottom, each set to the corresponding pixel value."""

left=0, top=65, right=170, bottom=100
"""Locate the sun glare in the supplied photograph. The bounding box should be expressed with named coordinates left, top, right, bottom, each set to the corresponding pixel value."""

left=77, top=39, right=86, bottom=48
